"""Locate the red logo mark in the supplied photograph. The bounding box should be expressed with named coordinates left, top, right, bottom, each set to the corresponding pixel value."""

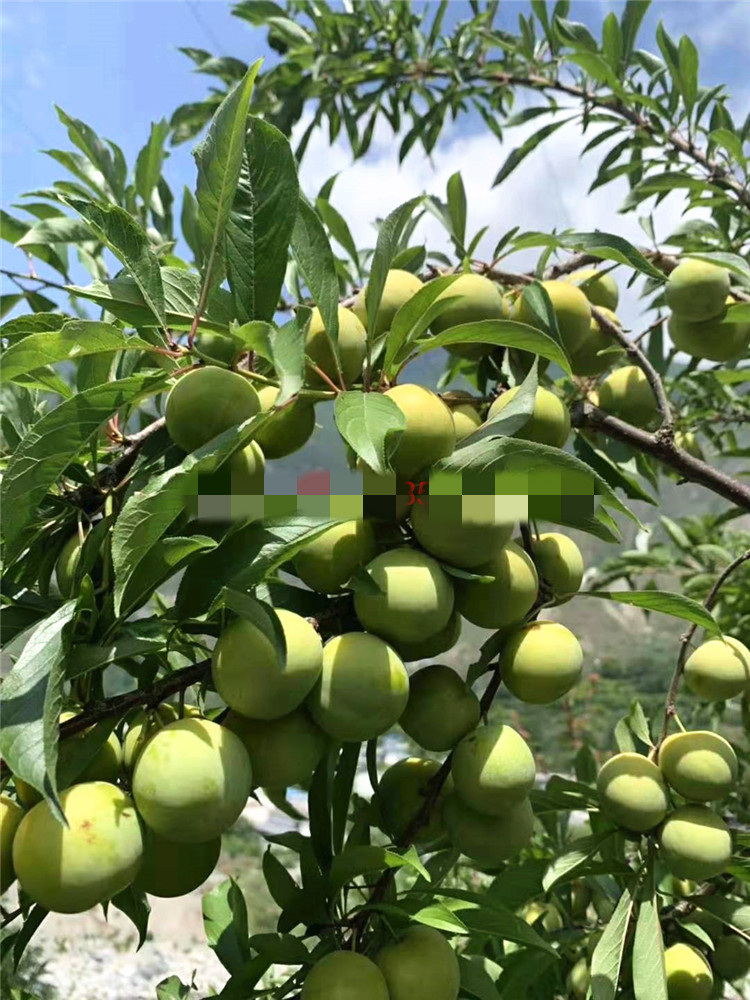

left=406, top=481, right=427, bottom=506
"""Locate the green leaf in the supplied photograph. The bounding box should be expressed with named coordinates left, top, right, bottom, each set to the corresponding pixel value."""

left=383, top=274, right=461, bottom=374
left=332, top=743, right=361, bottom=854
left=211, top=588, right=287, bottom=669
left=135, top=119, right=170, bottom=207
left=316, top=197, right=360, bottom=271
left=156, top=977, right=194, bottom=1000
left=0, top=321, right=156, bottom=384
left=272, top=309, right=308, bottom=405
left=194, top=60, right=262, bottom=298
left=557, top=232, right=665, bottom=279
left=15, top=215, right=96, bottom=248
left=493, top=119, right=571, bottom=187
left=578, top=591, right=720, bottom=634
left=411, top=902, right=469, bottom=934
left=110, top=886, right=151, bottom=951
left=2, top=373, right=166, bottom=557
left=458, top=955, right=502, bottom=1000
left=308, top=751, right=333, bottom=871
left=555, top=16, right=598, bottom=51
left=62, top=197, right=166, bottom=326
left=590, top=883, right=636, bottom=1000
left=334, top=391, right=405, bottom=476
left=413, top=319, right=571, bottom=373
left=683, top=250, right=750, bottom=280
left=291, top=197, right=340, bottom=351
left=459, top=903, right=557, bottom=953
left=461, top=360, right=538, bottom=445
left=1, top=312, right=67, bottom=340
left=225, top=117, right=299, bottom=323
left=0, top=602, right=76, bottom=820
left=446, top=172, right=467, bottom=249
left=543, top=832, right=616, bottom=890
left=117, top=535, right=218, bottom=618
left=632, top=884, right=667, bottom=1000
left=364, top=196, right=425, bottom=341
left=620, top=1, right=650, bottom=65
left=66, top=621, right=172, bottom=678
left=262, top=848, right=301, bottom=909
left=328, top=845, right=421, bottom=895
left=1, top=208, right=70, bottom=278
left=202, top=878, right=251, bottom=975
left=54, top=106, right=123, bottom=199
left=678, top=34, right=699, bottom=119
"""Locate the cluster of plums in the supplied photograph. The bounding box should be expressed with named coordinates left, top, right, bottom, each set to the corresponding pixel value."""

left=665, top=258, right=750, bottom=364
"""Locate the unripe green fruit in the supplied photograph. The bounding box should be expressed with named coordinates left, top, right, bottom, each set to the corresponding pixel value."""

left=500, top=620, right=583, bottom=704
left=488, top=386, right=570, bottom=449
left=376, top=926, right=460, bottom=1000
left=223, top=708, right=327, bottom=790
left=665, top=259, right=730, bottom=322
left=165, top=367, right=260, bottom=453
left=194, top=331, right=239, bottom=366
left=378, top=758, right=451, bottom=846
left=522, top=901, right=564, bottom=933
left=669, top=298, right=750, bottom=362
left=0, top=795, right=24, bottom=893
left=55, top=532, right=84, bottom=597
left=570, top=880, right=591, bottom=918
left=598, top=365, right=659, bottom=428
left=454, top=540, right=538, bottom=630
left=384, top=384, right=456, bottom=478
left=305, top=306, right=368, bottom=388
left=293, top=519, right=377, bottom=593
left=683, top=636, right=750, bottom=702
left=712, top=935, right=750, bottom=982
left=444, top=392, right=482, bottom=441
left=675, top=431, right=703, bottom=459
left=659, top=805, right=732, bottom=881
left=132, top=718, right=251, bottom=843
left=569, top=307, right=625, bottom=376
left=123, top=705, right=180, bottom=772
left=354, top=547, right=455, bottom=645
left=13, top=782, right=143, bottom=913
left=659, top=730, right=738, bottom=802
left=399, top=665, right=480, bottom=751
left=353, top=269, right=423, bottom=337
left=430, top=272, right=506, bottom=359
left=529, top=532, right=584, bottom=602
left=302, top=951, right=389, bottom=1000
left=512, top=280, right=591, bottom=354
left=688, top=909, right=724, bottom=945
left=567, top=957, right=590, bottom=1000
left=443, top=793, right=534, bottom=865
left=597, top=752, right=669, bottom=831
left=392, top=610, right=461, bottom=663
left=212, top=609, right=323, bottom=719
left=133, top=828, right=220, bottom=898
left=308, top=632, right=409, bottom=742
left=253, top=386, right=316, bottom=459
left=411, top=496, right=514, bottom=569
left=664, top=942, right=713, bottom=1000
left=564, top=267, right=619, bottom=311
left=452, top=722, right=535, bottom=815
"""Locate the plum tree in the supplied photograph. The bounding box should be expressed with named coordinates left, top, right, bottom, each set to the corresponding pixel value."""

left=596, top=753, right=669, bottom=831
left=712, top=935, right=750, bottom=983
left=305, top=306, right=368, bottom=387
left=293, top=518, right=377, bottom=593
left=528, top=532, right=585, bottom=602
left=55, top=532, right=84, bottom=597
left=568, top=307, right=625, bottom=376
left=133, top=828, right=221, bottom=898
left=659, top=730, right=738, bottom=802
left=353, top=547, right=455, bottom=645
left=659, top=805, right=733, bottom=881
left=567, top=957, right=591, bottom=1000
left=597, top=365, right=659, bottom=428
left=399, top=665, right=480, bottom=751
left=443, top=391, right=482, bottom=440
left=683, top=635, right=750, bottom=701
left=512, top=280, right=591, bottom=354
left=669, top=298, right=750, bottom=362
left=451, top=722, right=535, bottom=814
left=411, top=495, right=513, bottom=569
left=500, top=620, right=583, bottom=703
left=223, top=708, right=327, bottom=790
left=308, top=632, right=409, bottom=742
left=132, top=718, right=251, bottom=843
left=454, top=540, right=538, bottom=629
left=442, top=794, right=534, bottom=864
left=353, top=269, right=423, bottom=336
left=392, top=610, right=461, bottom=663
left=123, top=704, right=179, bottom=771
left=12, top=782, right=143, bottom=914
left=664, top=943, right=714, bottom=1000
left=376, top=926, right=460, bottom=1000
left=165, top=366, right=260, bottom=453
left=487, top=385, right=571, bottom=448
left=377, top=758, right=450, bottom=846
left=665, top=259, right=730, bottom=322
left=383, top=384, right=456, bottom=477
left=301, top=951, right=390, bottom=1000
left=0, top=795, right=24, bottom=893
left=563, top=267, right=619, bottom=311
left=254, top=386, right=316, bottom=459
left=211, top=609, right=323, bottom=719
left=429, top=272, right=506, bottom=358
left=522, top=901, right=564, bottom=932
